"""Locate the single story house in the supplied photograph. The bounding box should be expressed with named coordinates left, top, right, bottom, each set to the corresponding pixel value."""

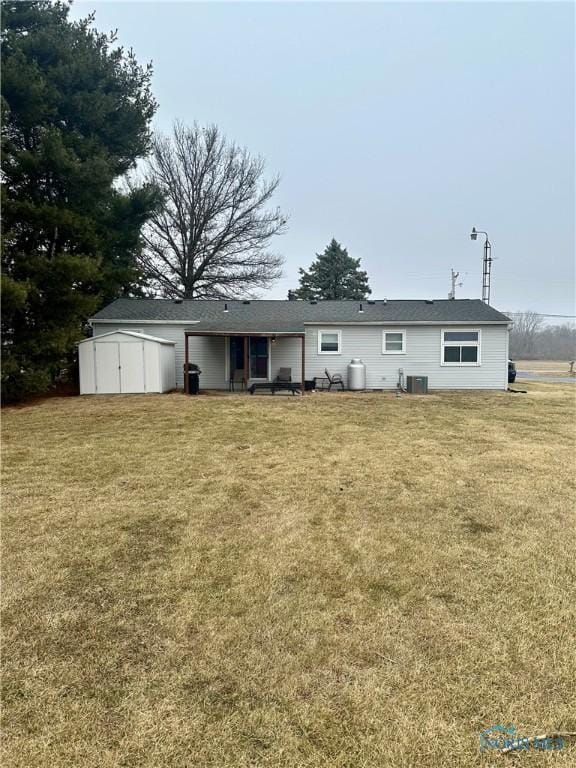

left=85, top=298, right=511, bottom=393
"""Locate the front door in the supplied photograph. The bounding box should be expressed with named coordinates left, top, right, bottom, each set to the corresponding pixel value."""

left=249, top=337, right=269, bottom=379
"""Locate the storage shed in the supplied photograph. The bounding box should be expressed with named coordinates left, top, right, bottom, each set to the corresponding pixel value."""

left=78, top=330, right=176, bottom=395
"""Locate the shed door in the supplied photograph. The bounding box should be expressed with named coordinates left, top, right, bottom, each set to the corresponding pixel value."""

left=95, top=343, right=121, bottom=393
left=119, top=343, right=146, bottom=393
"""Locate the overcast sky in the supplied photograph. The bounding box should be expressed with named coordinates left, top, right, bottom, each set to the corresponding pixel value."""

left=73, top=1, right=575, bottom=317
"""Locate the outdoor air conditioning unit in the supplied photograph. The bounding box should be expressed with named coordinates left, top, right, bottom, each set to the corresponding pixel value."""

left=406, top=376, right=428, bottom=394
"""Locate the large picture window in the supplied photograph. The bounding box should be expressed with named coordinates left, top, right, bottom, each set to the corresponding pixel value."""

left=382, top=330, right=406, bottom=354
left=318, top=329, right=342, bottom=355
left=441, top=329, right=481, bottom=365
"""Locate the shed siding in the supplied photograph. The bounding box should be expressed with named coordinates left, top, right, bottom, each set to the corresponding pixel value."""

left=143, top=341, right=160, bottom=392
left=79, top=330, right=176, bottom=394
left=91, top=322, right=508, bottom=390
left=78, top=340, right=96, bottom=394
left=160, top=343, right=177, bottom=391
left=304, top=324, right=508, bottom=390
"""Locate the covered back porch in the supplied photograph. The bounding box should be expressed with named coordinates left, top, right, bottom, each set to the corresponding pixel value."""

left=184, top=330, right=306, bottom=394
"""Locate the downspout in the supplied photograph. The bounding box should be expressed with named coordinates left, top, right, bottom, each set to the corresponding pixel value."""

left=184, top=333, right=189, bottom=393
left=301, top=334, right=306, bottom=395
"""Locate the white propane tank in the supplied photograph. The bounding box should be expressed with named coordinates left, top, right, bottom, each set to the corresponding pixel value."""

left=347, top=358, right=366, bottom=390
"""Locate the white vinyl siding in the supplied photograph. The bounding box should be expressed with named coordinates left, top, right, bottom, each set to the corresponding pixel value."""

left=305, top=324, right=508, bottom=390
left=91, top=322, right=508, bottom=391
left=271, top=336, right=302, bottom=382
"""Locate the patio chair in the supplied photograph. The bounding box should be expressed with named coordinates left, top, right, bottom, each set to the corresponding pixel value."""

left=324, top=368, right=345, bottom=391
left=229, top=369, right=246, bottom=392
left=274, top=367, right=292, bottom=383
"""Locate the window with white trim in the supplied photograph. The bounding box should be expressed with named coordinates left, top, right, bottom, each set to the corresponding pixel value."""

left=382, top=329, right=406, bottom=354
left=318, top=329, right=342, bottom=354
left=441, top=329, right=481, bottom=365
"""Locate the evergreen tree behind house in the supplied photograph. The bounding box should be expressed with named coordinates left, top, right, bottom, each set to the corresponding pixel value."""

left=288, top=239, right=371, bottom=301
left=1, top=0, right=158, bottom=401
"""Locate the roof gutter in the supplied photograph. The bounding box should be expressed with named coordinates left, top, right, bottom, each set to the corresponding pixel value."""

left=184, top=330, right=304, bottom=337
left=303, top=320, right=510, bottom=326
left=90, top=319, right=509, bottom=327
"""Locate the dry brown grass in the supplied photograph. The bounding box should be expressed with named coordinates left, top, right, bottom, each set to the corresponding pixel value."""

left=2, top=383, right=576, bottom=767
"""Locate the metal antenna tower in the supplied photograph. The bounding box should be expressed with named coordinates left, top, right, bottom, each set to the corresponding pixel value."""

left=448, top=268, right=463, bottom=300
left=470, top=228, right=493, bottom=304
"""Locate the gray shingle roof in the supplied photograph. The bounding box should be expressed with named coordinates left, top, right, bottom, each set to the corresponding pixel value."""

left=91, top=298, right=510, bottom=332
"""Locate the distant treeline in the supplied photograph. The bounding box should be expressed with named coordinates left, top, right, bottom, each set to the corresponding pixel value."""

left=509, top=312, right=576, bottom=360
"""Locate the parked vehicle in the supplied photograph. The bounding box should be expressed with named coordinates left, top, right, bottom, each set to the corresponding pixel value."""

left=508, top=359, right=517, bottom=383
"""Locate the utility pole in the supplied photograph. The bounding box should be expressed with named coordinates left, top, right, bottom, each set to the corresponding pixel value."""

left=448, top=269, right=462, bottom=300
left=470, top=228, right=493, bottom=304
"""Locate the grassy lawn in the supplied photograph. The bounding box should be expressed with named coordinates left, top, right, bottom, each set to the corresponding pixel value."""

left=2, top=384, right=576, bottom=767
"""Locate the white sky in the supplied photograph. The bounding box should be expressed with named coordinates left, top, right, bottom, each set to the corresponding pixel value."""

left=73, top=1, right=576, bottom=317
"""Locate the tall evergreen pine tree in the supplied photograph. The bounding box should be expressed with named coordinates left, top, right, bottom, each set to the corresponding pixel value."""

left=1, top=1, right=158, bottom=400
left=289, top=239, right=371, bottom=300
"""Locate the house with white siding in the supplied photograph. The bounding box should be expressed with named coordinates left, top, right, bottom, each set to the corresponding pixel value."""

left=84, top=298, right=511, bottom=394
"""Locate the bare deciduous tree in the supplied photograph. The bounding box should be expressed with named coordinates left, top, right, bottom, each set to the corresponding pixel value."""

left=508, top=311, right=576, bottom=360
left=509, top=310, right=544, bottom=358
left=139, top=122, right=287, bottom=298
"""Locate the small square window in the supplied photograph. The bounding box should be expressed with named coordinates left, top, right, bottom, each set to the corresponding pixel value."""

left=382, top=330, right=406, bottom=354
left=321, top=333, right=339, bottom=351
left=318, top=330, right=341, bottom=354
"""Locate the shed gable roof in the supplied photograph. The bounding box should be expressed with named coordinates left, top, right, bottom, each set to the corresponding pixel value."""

left=77, top=330, right=176, bottom=345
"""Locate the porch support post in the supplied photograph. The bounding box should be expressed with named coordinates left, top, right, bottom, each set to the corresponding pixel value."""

left=184, top=332, right=189, bottom=394
left=244, top=335, right=249, bottom=382
left=301, top=333, right=305, bottom=395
